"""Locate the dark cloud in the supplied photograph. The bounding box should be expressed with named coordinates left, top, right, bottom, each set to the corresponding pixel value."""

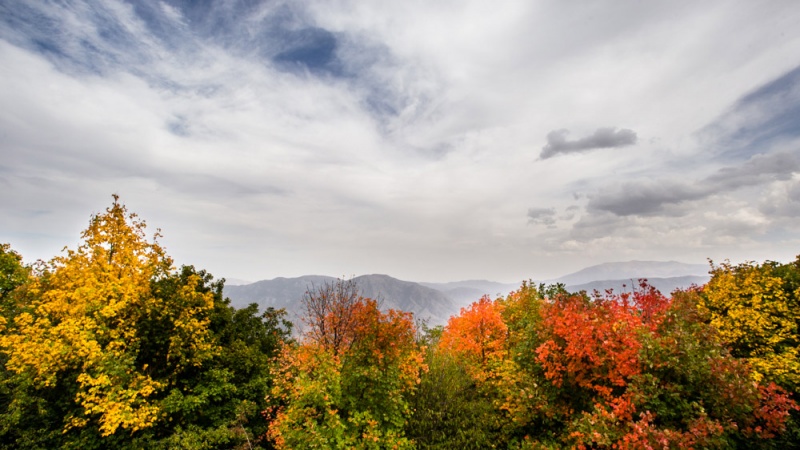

left=699, top=64, right=800, bottom=158
left=705, top=151, right=799, bottom=188
left=588, top=151, right=800, bottom=216
left=527, top=207, right=556, bottom=225
left=588, top=181, right=705, bottom=216
left=540, top=127, right=637, bottom=159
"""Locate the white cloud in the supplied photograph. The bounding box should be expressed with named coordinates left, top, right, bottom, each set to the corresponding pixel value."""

left=3, top=0, right=800, bottom=282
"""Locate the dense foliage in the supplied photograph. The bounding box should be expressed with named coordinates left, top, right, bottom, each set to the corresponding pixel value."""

left=266, top=279, right=424, bottom=449
left=0, top=198, right=291, bottom=449
left=1, top=198, right=799, bottom=448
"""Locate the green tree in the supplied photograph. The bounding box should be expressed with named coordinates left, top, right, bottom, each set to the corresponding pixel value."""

left=406, top=325, right=500, bottom=449
left=0, top=243, right=29, bottom=301
left=140, top=266, right=292, bottom=449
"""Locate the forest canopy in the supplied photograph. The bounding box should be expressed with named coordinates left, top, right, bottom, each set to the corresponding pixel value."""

left=1, top=198, right=798, bottom=449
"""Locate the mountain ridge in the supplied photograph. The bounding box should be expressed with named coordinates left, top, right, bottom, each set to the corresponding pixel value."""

left=223, top=260, right=710, bottom=327
left=550, top=260, right=709, bottom=286
left=223, top=274, right=459, bottom=326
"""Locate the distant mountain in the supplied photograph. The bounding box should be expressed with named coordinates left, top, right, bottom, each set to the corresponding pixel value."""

left=419, top=280, right=520, bottom=309
left=223, top=275, right=337, bottom=324
left=551, top=261, right=709, bottom=286
left=353, top=275, right=458, bottom=325
left=222, top=261, right=714, bottom=331
left=565, top=275, right=710, bottom=296
left=223, top=274, right=459, bottom=328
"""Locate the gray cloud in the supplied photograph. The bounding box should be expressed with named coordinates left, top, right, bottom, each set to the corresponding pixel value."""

left=540, top=127, right=637, bottom=159
left=527, top=207, right=556, bottom=225
left=567, top=211, right=631, bottom=242
left=705, top=151, right=800, bottom=188
left=588, top=182, right=704, bottom=216
left=588, top=152, right=800, bottom=216
left=698, top=64, right=800, bottom=159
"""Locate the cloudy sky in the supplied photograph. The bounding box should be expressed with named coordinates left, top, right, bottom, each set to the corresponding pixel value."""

left=2, top=0, right=800, bottom=283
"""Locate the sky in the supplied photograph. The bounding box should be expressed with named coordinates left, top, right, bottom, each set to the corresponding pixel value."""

left=2, top=0, right=800, bottom=284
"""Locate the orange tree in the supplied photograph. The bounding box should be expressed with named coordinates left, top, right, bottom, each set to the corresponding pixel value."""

left=422, top=281, right=798, bottom=449
left=439, top=295, right=508, bottom=371
left=521, top=283, right=797, bottom=448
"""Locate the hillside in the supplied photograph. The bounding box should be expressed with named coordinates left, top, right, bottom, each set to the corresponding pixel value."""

left=224, top=274, right=459, bottom=326
left=419, top=280, right=520, bottom=309
left=223, top=261, right=712, bottom=327
left=565, top=275, right=710, bottom=295
left=551, top=260, right=709, bottom=286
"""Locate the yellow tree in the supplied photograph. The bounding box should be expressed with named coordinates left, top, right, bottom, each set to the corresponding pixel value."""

left=0, top=196, right=215, bottom=436
left=698, top=259, right=800, bottom=390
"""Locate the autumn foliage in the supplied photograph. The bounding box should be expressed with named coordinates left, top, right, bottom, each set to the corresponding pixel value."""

left=267, top=280, right=424, bottom=449
left=1, top=198, right=799, bottom=448
left=439, top=295, right=507, bottom=368
left=0, top=198, right=292, bottom=449
left=424, top=281, right=799, bottom=449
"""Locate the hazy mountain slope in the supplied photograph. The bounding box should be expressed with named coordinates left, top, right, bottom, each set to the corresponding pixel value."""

left=223, top=275, right=336, bottom=323
left=420, top=280, right=520, bottom=309
left=566, top=275, right=710, bottom=296
left=552, top=261, right=709, bottom=286
left=353, top=275, right=458, bottom=325
left=223, top=274, right=458, bottom=327
left=222, top=261, right=714, bottom=330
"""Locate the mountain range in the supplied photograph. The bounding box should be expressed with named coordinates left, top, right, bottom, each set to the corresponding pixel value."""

left=223, top=261, right=712, bottom=327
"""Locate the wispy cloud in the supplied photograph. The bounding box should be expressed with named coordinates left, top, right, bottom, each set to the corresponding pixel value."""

left=3, top=0, right=800, bottom=282
left=699, top=64, right=800, bottom=159
left=587, top=152, right=800, bottom=217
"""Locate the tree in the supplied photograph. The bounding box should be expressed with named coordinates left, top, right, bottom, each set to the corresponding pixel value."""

left=439, top=295, right=507, bottom=370
left=692, top=258, right=800, bottom=446
left=525, top=284, right=797, bottom=448
left=0, top=196, right=203, bottom=437
left=0, top=197, right=292, bottom=449
left=0, top=244, right=29, bottom=300
left=406, top=325, right=500, bottom=450
left=0, top=243, right=30, bottom=339
left=142, top=266, right=292, bottom=449
left=430, top=281, right=798, bottom=449
left=267, top=279, right=423, bottom=449
left=301, top=278, right=363, bottom=357
left=697, top=259, right=800, bottom=391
